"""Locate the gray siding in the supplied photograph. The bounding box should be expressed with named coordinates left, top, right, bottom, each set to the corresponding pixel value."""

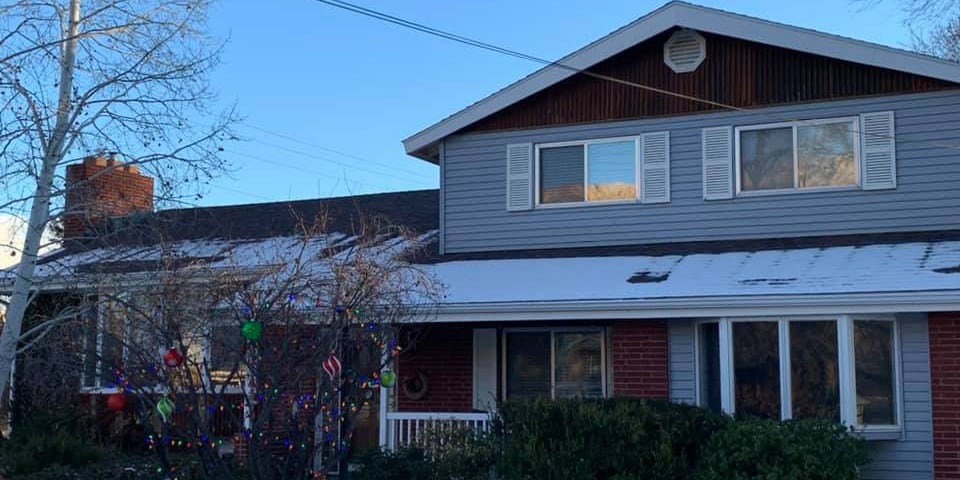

left=666, top=316, right=934, bottom=480
left=442, top=90, right=960, bottom=253
left=862, top=314, right=934, bottom=480
left=669, top=319, right=696, bottom=404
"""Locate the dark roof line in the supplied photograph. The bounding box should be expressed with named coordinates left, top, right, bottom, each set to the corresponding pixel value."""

left=423, top=229, right=960, bottom=263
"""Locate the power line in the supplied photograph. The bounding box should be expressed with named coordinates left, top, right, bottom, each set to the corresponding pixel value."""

left=245, top=137, right=435, bottom=187
left=240, top=123, right=431, bottom=179
left=311, top=0, right=960, bottom=153
left=223, top=148, right=405, bottom=192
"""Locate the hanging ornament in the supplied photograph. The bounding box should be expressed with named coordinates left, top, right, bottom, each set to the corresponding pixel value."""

left=107, top=392, right=128, bottom=412
left=241, top=320, right=263, bottom=342
left=322, top=354, right=342, bottom=380
left=157, top=396, right=175, bottom=423
left=163, top=347, right=184, bottom=368
left=380, top=370, right=397, bottom=388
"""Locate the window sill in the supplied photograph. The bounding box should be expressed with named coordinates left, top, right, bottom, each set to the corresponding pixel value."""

left=735, top=185, right=860, bottom=198
left=535, top=199, right=649, bottom=210
left=853, top=427, right=902, bottom=441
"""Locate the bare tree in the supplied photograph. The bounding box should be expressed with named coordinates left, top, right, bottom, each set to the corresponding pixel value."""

left=858, top=0, right=960, bottom=60
left=0, top=0, right=236, bottom=399
left=66, top=214, right=441, bottom=479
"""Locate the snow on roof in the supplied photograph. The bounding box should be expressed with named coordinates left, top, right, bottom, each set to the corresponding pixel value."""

left=431, top=241, right=960, bottom=304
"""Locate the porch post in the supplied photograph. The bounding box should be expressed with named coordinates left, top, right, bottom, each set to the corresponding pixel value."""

left=378, top=351, right=391, bottom=449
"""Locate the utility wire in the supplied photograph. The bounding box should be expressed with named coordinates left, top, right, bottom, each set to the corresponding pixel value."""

left=223, top=148, right=406, bottom=192
left=246, top=137, right=434, bottom=187
left=241, top=123, right=431, bottom=179
left=311, top=0, right=960, bottom=152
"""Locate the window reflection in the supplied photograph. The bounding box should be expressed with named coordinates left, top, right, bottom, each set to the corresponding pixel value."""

left=733, top=322, right=781, bottom=419
left=855, top=321, right=897, bottom=425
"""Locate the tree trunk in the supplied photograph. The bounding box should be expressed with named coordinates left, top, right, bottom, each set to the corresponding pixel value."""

left=0, top=0, right=81, bottom=402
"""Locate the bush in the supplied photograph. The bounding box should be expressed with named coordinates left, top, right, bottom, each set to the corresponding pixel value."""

left=0, top=411, right=103, bottom=476
left=495, top=398, right=727, bottom=480
left=352, top=426, right=496, bottom=480
left=353, top=447, right=438, bottom=480
left=696, top=419, right=869, bottom=480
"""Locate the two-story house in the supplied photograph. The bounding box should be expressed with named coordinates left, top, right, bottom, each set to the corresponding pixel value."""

left=387, top=2, right=960, bottom=479
left=11, top=2, right=960, bottom=478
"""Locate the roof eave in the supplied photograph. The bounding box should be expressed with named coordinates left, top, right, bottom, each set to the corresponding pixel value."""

left=402, top=0, right=960, bottom=156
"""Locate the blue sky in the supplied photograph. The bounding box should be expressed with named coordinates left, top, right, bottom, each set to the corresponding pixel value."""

left=200, top=0, right=912, bottom=207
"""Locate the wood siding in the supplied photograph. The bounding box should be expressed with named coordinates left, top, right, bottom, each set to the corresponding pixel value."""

left=463, top=30, right=953, bottom=134
left=668, top=315, right=934, bottom=480
left=442, top=90, right=960, bottom=254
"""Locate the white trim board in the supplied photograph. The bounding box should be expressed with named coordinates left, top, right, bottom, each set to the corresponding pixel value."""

left=431, top=290, right=960, bottom=322
left=402, top=1, right=960, bottom=159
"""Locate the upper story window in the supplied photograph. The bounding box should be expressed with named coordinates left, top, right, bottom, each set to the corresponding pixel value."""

left=736, top=117, right=860, bottom=194
left=537, top=138, right=638, bottom=205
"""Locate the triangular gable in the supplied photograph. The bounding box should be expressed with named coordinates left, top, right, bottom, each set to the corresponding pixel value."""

left=404, top=1, right=960, bottom=160
left=462, top=29, right=954, bottom=133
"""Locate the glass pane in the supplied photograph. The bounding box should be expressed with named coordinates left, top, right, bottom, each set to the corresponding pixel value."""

left=100, top=303, right=125, bottom=387
left=740, top=127, right=794, bottom=191
left=587, top=141, right=636, bottom=201
left=698, top=323, right=722, bottom=413
left=554, top=332, right=603, bottom=398
left=798, top=122, right=857, bottom=188
left=506, top=332, right=551, bottom=399
left=210, top=326, right=245, bottom=385
left=855, top=321, right=897, bottom=425
left=82, top=304, right=98, bottom=388
left=540, top=145, right=584, bottom=204
left=790, top=321, right=840, bottom=421
left=733, top=322, right=781, bottom=419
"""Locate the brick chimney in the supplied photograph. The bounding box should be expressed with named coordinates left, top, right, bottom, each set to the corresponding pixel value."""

left=63, top=155, right=154, bottom=241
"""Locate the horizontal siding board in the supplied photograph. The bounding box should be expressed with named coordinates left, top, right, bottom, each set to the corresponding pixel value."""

left=443, top=91, right=960, bottom=253
left=668, top=320, right=696, bottom=405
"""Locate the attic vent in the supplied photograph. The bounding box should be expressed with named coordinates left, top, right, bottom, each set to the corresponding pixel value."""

left=664, top=30, right=706, bottom=73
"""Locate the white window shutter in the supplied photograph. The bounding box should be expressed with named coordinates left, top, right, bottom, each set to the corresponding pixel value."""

left=702, top=126, right=733, bottom=200
left=506, top=143, right=533, bottom=211
left=641, top=131, right=671, bottom=204
left=860, top=111, right=897, bottom=190
left=473, top=329, right=498, bottom=412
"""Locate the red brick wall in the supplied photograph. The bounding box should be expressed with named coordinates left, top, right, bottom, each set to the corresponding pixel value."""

left=64, top=156, right=154, bottom=240
left=397, top=324, right=474, bottom=412
left=611, top=321, right=669, bottom=399
left=930, top=312, right=960, bottom=480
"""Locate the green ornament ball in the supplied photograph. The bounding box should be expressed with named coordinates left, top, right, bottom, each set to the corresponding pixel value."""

left=381, top=370, right=397, bottom=388
left=241, top=320, right=263, bottom=342
left=157, top=396, right=175, bottom=423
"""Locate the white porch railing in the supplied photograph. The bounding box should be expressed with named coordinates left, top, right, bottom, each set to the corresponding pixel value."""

left=383, top=412, right=492, bottom=452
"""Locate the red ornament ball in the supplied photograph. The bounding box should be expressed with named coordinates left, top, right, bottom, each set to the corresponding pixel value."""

left=163, top=348, right=185, bottom=367
left=107, top=393, right=128, bottom=412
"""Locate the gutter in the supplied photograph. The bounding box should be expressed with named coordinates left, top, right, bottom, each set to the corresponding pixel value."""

left=431, top=290, right=960, bottom=322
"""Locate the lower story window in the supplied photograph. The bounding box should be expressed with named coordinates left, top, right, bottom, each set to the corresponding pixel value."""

left=697, top=316, right=899, bottom=430
left=504, top=329, right=606, bottom=399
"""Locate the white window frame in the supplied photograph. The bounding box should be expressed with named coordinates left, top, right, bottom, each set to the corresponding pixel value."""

left=500, top=327, right=609, bottom=400
left=534, top=136, right=641, bottom=208
left=734, top=117, right=861, bottom=196
left=80, top=300, right=244, bottom=395
left=693, top=315, right=901, bottom=434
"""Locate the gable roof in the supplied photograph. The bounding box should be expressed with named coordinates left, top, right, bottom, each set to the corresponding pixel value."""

left=403, top=1, right=960, bottom=160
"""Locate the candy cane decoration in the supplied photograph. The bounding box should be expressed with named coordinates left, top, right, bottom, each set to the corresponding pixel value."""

left=322, top=354, right=341, bottom=380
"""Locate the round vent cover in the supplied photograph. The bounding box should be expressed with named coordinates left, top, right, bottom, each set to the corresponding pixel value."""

left=664, top=29, right=706, bottom=73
